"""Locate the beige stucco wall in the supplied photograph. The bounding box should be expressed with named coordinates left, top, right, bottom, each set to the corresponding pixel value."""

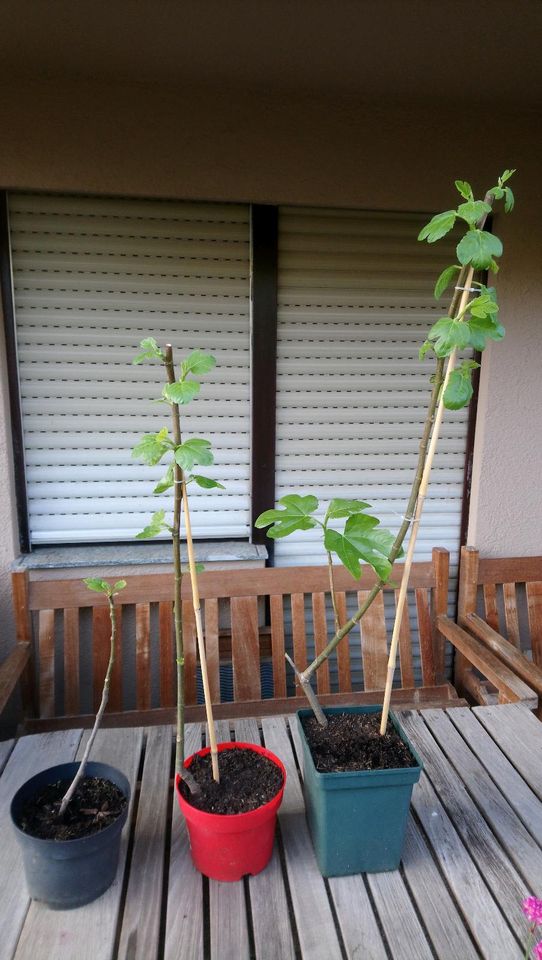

left=0, top=80, right=540, bottom=663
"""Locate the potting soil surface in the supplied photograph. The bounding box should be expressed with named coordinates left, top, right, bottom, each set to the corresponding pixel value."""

left=180, top=748, right=283, bottom=814
left=15, top=776, right=127, bottom=840
left=302, top=712, right=418, bottom=772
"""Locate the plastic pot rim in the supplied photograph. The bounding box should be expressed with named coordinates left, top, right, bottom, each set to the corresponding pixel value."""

left=10, top=760, right=131, bottom=849
left=176, top=740, right=286, bottom=824
left=297, top=705, right=424, bottom=782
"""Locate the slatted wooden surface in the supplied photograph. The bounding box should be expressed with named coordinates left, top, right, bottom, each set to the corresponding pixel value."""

left=1, top=703, right=541, bottom=959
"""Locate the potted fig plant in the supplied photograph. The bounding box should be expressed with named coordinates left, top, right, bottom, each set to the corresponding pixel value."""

left=132, top=340, right=285, bottom=881
left=10, top=578, right=131, bottom=908
left=256, top=170, right=515, bottom=876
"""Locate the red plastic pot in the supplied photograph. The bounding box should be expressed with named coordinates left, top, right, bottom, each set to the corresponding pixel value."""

left=175, top=741, right=286, bottom=882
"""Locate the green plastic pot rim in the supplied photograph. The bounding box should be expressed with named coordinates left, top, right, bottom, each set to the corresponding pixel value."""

left=297, top=705, right=423, bottom=783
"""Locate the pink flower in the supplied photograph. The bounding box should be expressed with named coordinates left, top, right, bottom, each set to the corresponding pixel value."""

left=523, top=898, right=542, bottom=926
left=534, top=941, right=542, bottom=960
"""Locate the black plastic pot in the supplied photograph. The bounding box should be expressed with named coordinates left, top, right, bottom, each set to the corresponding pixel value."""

left=11, top=761, right=130, bottom=910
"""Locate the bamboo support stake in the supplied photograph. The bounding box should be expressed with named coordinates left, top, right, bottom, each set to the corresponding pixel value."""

left=379, top=268, right=474, bottom=734
left=181, top=482, right=220, bottom=782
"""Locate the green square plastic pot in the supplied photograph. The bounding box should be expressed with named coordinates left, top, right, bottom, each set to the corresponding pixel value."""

left=297, top=705, right=423, bottom=877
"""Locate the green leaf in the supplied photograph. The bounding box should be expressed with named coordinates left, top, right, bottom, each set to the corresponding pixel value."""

left=455, top=180, right=473, bottom=201
left=153, top=463, right=174, bottom=495
left=434, top=264, right=460, bottom=300
left=443, top=362, right=479, bottom=411
left=136, top=509, right=168, bottom=540
left=191, top=474, right=225, bottom=490
left=113, top=580, right=127, bottom=592
left=163, top=380, right=201, bottom=405
left=456, top=230, right=503, bottom=269
left=181, top=351, right=216, bottom=377
left=325, top=498, right=371, bottom=522
left=467, top=314, right=505, bottom=351
left=83, top=578, right=111, bottom=594
left=427, top=317, right=471, bottom=357
left=419, top=339, right=433, bottom=360
left=456, top=200, right=492, bottom=226
left=181, top=562, right=205, bottom=574
left=255, top=494, right=319, bottom=539
left=418, top=210, right=457, bottom=244
left=174, top=438, right=214, bottom=472
left=468, top=293, right=498, bottom=319
left=132, top=427, right=171, bottom=466
left=133, top=337, right=164, bottom=365
left=499, top=168, right=516, bottom=185
left=324, top=513, right=395, bottom=581
left=504, top=187, right=515, bottom=213
left=488, top=186, right=504, bottom=200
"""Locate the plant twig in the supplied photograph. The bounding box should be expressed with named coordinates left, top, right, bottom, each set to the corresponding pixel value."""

left=58, top=592, right=118, bottom=818
left=285, top=653, right=328, bottom=725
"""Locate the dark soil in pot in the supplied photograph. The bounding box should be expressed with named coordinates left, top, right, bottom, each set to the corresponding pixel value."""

left=14, top=776, right=128, bottom=841
left=301, top=711, right=418, bottom=773
left=179, top=747, right=283, bottom=814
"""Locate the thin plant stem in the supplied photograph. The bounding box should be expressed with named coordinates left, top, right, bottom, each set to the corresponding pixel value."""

left=58, top=594, right=117, bottom=817
left=164, top=345, right=185, bottom=776
left=299, top=353, right=445, bottom=684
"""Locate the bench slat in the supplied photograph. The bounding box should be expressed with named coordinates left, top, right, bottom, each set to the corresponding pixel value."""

left=231, top=596, right=260, bottom=702
left=204, top=598, right=220, bottom=703
left=527, top=581, right=542, bottom=667
left=416, top=588, right=436, bottom=687
left=503, top=583, right=521, bottom=648
left=159, top=601, right=175, bottom=708
left=38, top=609, right=55, bottom=718
left=335, top=592, right=351, bottom=692
left=270, top=594, right=287, bottom=698
left=63, top=608, right=80, bottom=715
left=359, top=590, right=387, bottom=691
left=483, top=582, right=499, bottom=630
left=291, top=593, right=307, bottom=695
left=182, top=601, right=197, bottom=706
left=395, top=590, right=414, bottom=689
left=136, top=603, right=151, bottom=711
left=312, top=592, right=331, bottom=695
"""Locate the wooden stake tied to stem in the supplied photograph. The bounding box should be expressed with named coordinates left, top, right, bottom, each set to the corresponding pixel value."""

left=181, top=482, right=220, bottom=782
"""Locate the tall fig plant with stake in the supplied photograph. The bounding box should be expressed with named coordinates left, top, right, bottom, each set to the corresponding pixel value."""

left=257, top=170, right=515, bottom=728
left=132, top=341, right=223, bottom=783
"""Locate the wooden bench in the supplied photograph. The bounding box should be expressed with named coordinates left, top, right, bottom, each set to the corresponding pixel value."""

left=3, top=545, right=537, bottom=733
left=437, top=545, right=542, bottom=718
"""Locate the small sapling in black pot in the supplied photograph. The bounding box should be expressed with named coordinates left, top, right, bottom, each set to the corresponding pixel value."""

left=10, top=579, right=131, bottom=909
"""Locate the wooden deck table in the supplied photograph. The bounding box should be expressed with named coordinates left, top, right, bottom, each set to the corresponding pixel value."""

left=1, top=703, right=541, bottom=960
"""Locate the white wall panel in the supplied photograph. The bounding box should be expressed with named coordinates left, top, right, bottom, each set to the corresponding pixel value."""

left=9, top=193, right=251, bottom=544
left=275, top=207, right=468, bottom=569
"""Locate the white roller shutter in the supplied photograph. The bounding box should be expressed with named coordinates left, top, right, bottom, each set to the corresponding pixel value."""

left=275, top=206, right=469, bottom=568
left=9, top=193, right=251, bottom=544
